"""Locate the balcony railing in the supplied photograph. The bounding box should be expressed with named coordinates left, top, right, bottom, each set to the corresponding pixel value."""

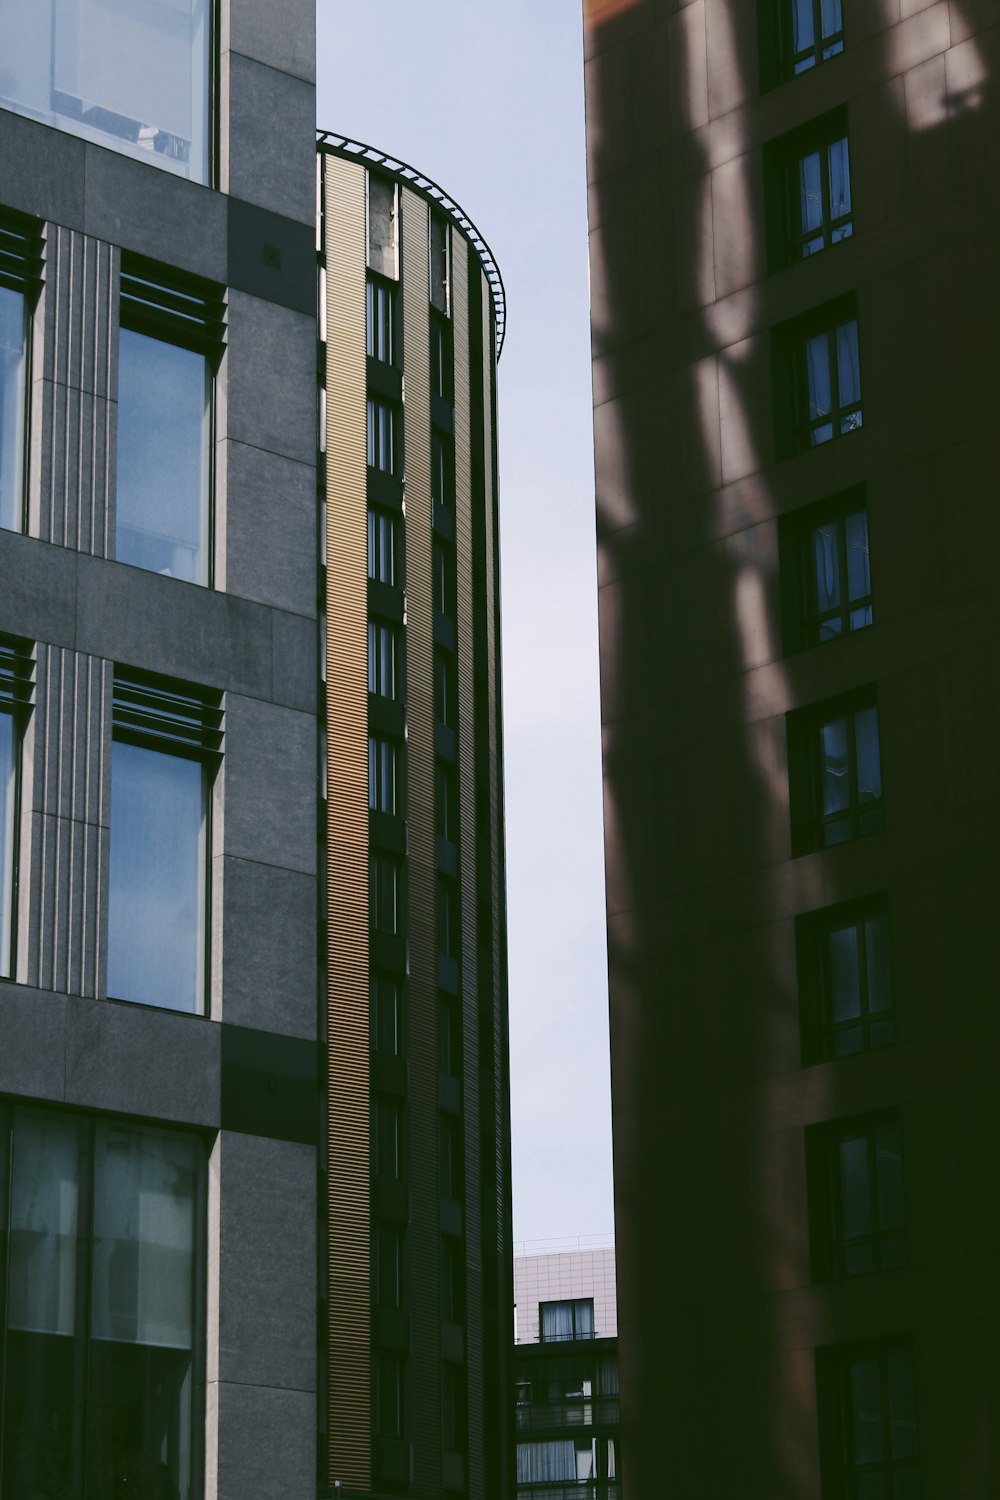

left=515, top=1397, right=620, bottom=1432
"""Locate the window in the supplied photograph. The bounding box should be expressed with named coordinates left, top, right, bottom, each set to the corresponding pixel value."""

left=429, top=208, right=451, bottom=315
left=436, top=876, right=460, bottom=961
left=799, top=898, right=894, bottom=1061
left=432, top=430, right=454, bottom=510
left=817, top=1339, right=919, bottom=1499
left=789, top=691, right=883, bottom=852
left=810, top=1115, right=905, bottom=1280
left=430, top=310, right=452, bottom=402
left=540, top=1299, right=595, bottom=1344
left=761, top=0, right=844, bottom=87
left=441, top=1235, right=465, bottom=1322
left=436, top=763, right=458, bottom=844
left=0, top=210, right=41, bottom=535
left=372, top=1221, right=403, bottom=1307
left=366, top=275, right=395, bottom=365
left=368, top=621, right=400, bottom=700
left=434, top=650, right=457, bottom=730
left=117, top=258, right=224, bottom=584
left=368, top=507, right=402, bottom=588
left=367, top=174, right=398, bottom=279
left=775, top=298, right=862, bottom=456
left=441, top=1115, right=463, bottom=1201
left=108, top=670, right=222, bottom=1013
left=373, top=1351, right=405, bottom=1440
left=783, top=491, right=871, bottom=649
left=517, top=1438, right=614, bottom=1486
left=369, top=853, right=401, bottom=935
left=369, top=734, right=400, bottom=817
left=372, top=1096, right=403, bottom=1180
left=0, top=1103, right=202, bottom=1499
left=366, top=396, right=398, bottom=475
left=767, top=110, right=852, bottom=266
left=439, top=992, right=462, bottom=1079
left=0, top=636, right=31, bottom=980
left=432, top=538, right=456, bottom=618
left=0, top=0, right=211, bottom=181
left=371, top=972, right=402, bottom=1056
left=443, top=1363, right=466, bottom=1453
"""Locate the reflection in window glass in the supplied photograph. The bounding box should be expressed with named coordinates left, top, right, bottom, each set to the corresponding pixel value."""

left=793, top=132, right=852, bottom=258
left=366, top=277, right=394, bottom=364
left=368, top=622, right=399, bottom=699
left=0, top=712, right=15, bottom=977
left=0, top=286, right=27, bottom=534
left=801, top=317, right=862, bottom=449
left=832, top=1342, right=919, bottom=1497
left=117, top=329, right=211, bottom=582
left=366, top=397, right=396, bottom=473
left=368, top=734, right=399, bottom=815
left=783, top=0, right=843, bottom=77
left=825, top=906, right=894, bottom=1056
left=107, top=742, right=207, bottom=1012
left=0, top=0, right=210, bottom=181
left=1, top=1107, right=200, bottom=1500
left=367, top=508, right=400, bottom=586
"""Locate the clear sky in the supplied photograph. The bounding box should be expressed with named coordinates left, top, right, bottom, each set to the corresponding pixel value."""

left=315, top=1, right=614, bottom=1245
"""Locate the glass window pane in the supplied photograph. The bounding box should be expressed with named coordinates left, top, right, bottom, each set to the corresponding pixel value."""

left=828, top=136, right=852, bottom=219
left=812, top=520, right=843, bottom=614
left=865, top=912, right=892, bottom=1014
left=849, top=1353, right=885, bottom=1464
left=4, top=1109, right=85, bottom=1499
left=0, top=712, right=15, bottom=977
left=798, top=150, right=824, bottom=235
left=838, top=1136, right=872, bottom=1239
left=875, top=1122, right=904, bottom=1231
left=820, top=715, right=850, bottom=815
left=828, top=922, right=861, bottom=1022
left=107, top=742, right=207, bottom=1013
left=837, top=319, right=862, bottom=408
left=89, top=1121, right=197, bottom=1500
left=0, top=286, right=27, bottom=533
left=0, top=0, right=210, bottom=183
left=854, top=706, right=882, bottom=804
left=806, top=332, right=833, bottom=421
left=845, top=510, right=871, bottom=602
left=792, top=0, right=816, bottom=54
left=821, top=0, right=843, bottom=41
left=117, top=330, right=210, bottom=583
left=887, top=1347, right=918, bottom=1458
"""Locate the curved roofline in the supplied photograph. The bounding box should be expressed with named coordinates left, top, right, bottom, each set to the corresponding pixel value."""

left=317, top=131, right=506, bottom=361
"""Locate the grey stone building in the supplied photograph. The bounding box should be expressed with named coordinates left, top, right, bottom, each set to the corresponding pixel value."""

left=0, top=2, right=319, bottom=1496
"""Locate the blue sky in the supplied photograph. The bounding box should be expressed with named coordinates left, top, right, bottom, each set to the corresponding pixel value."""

left=315, top=1, right=614, bottom=1244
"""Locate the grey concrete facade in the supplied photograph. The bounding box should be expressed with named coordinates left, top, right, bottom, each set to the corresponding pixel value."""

left=0, top=3, right=318, bottom=1496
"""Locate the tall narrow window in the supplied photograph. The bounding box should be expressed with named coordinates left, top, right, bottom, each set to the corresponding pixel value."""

left=430, top=310, right=453, bottom=402
left=781, top=489, right=872, bottom=650
left=368, top=507, right=401, bottom=588
left=372, top=1222, right=403, bottom=1307
left=763, top=0, right=844, bottom=85
left=366, top=396, right=398, bottom=475
left=809, top=1114, right=906, bottom=1279
left=373, top=1352, right=405, bottom=1439
left=117, top=257, right=224, bottom=584
left=366, top=275, right=395, bottom=364
left=368, top=621, right=400, bottom=700
left=434, top=651, right=457, bottom=730
left=818, top=1339, right=919, bottom=1499
left=436, top=876, right=460, bottom=961
left=108, top=670, right=222, bottom=1013
left=431, top=430, right=455, bottom=510
left=789, top=691, right=883, bottom=852
left=367, top=174, right=398, bottom=279
left=429, top=208, right=451, bottom=315
left=371, top=973, right=402, bottom=1055
left=0, top=0, right=211, bottom=181
left=369, top=854, right=401, bottom=935
left=799, top=898, right=894, bottom=1062
left=0, top=635, right=32, bottom=980
left=0, top=210, right=41, bottom=534
left=369, top=734, right=400, bottom=816
left=372, top=1096, right=403, bottom=1180
left=0, top=1104, right=202, bottom=1500
left=774, top=298, right=862, bottom=457
left=766, top=110, right=852, bottom=265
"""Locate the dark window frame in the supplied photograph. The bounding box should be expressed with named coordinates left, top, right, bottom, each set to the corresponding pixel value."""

left=367, top=505, right=403, bottom=589
left=798, top=894, right=895, bottom=1063
left=817, top=1336, right=920, bottom=1500
left=759, top=0, right=845, bottom=90
left=0, top=208, right=42, bottom=537
left=788, top=688, right=884, bottom=854
left=773, top=295, right=862, bottom=459
left=539, top=1298, right=596, bottom=1344
left=366, top=393, right=400, bottom=476
left=808, top=1112, right=906, bottom=1281
left=0, top=635, right=32, bottom=983
left=366, top=271, right=397, bottom=366
left=765, top=107, right=852, bottom=269
left=780, top=486, right=872, bottom=652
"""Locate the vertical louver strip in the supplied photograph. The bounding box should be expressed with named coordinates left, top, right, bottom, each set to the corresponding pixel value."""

left=399, top=186, right=442, bottom=1496
left=322, top=153, right=372, bottom=1493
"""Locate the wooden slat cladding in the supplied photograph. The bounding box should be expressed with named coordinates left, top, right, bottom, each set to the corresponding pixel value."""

left=322, top=153, right=371, bottom=1493
left=451, top=234, right=487, bottom=1499
left=399, top=186, right=442, bottom=1499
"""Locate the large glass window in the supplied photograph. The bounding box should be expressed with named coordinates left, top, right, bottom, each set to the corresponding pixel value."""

left=0, top=211, right=41, bottom=536
left=367, top=507, right=401, bottom=588
left=0, top=636, right=31, bottom=982
left=0, top=0, right=211, bottom=182
left=0, top=1103, right=202, bottom=1500
left=799, top=898, right=894, bottom=1063
left=819, top=1339, right=919, bottom=1499
left=107, top=672, right=221, bottom=1014
left=116, top=261, right=221, bottom=585
left=368, top=734, right=400, bottom=816
left=779, top=0, right=844, bottom=79
left=790, top=692, right=883, bottom=852
left=827, top=1116, right=905, bottom=1278
left=366, top=396, right=398, bottom=475
left=540, top=1299, right=595, bottom=1344
left=366, top=276, right=395, bottom=365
